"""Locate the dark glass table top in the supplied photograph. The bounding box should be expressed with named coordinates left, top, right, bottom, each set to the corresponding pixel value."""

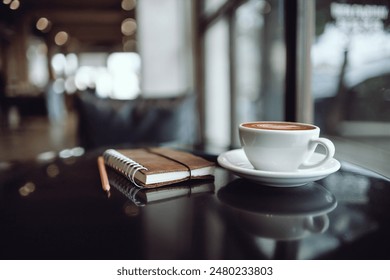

left=0, top=149, right=389, bottom=260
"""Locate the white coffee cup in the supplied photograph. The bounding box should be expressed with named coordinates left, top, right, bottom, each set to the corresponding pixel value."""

left=239, top=121, right=335, bottom=172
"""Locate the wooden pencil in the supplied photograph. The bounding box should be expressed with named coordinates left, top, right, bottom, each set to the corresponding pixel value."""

left=97, top=156, right=110, bottom=192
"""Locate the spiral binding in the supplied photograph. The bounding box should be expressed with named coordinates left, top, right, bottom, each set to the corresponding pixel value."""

left=103, top=149, right=148, bottom=188
left=107, top=170, right=145, bottom=206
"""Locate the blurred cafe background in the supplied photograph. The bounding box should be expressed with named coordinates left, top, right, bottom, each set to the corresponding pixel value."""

left=0, top=0, right=389, bottom=177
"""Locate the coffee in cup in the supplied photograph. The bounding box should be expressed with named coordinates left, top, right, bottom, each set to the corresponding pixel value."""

left=239, top=121, right=335, bottom=172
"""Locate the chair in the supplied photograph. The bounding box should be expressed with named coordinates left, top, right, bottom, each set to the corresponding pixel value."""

left=74, top=92, right=199, bottom=150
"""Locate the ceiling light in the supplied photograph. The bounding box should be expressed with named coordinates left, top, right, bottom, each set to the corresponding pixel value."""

left=36, top=17, right=51, bottom=32
left=121, top=0, right=136, bottom=11
left=54, top=31, right=69, bottom=46
left=9, top=0, right=20, bottom=10
left=121, top=18, right=137, bottom=36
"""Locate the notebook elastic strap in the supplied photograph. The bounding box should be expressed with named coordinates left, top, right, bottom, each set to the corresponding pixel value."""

left=145, top=148, right=193, bottom=181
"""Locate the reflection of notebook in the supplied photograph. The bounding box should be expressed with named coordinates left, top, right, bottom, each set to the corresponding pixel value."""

left=103, top=148, right=215, bottom=188
left=107, top=168, right=215, bottom=206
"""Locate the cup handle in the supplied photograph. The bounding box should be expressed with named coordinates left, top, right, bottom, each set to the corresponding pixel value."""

left=304, top=215, right=329, bottom=233
left=300, top=137, right=335, bottom=169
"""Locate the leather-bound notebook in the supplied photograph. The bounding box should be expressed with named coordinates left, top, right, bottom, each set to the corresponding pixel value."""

left=102, top=147, right=215, bottom=188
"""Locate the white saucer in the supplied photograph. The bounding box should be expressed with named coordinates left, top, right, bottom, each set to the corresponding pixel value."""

left=217, top=149, right=341, bottom=187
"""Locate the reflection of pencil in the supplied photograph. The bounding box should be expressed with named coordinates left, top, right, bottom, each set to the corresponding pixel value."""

left=97, top=156, right=110, bottom=192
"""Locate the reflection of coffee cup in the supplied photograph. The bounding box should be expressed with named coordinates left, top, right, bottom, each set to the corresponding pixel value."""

left=217, top=180, right=337, bottom=240
left=235, top=210, right=329, bottom=240
left=239, top=121, right=335, bottom=172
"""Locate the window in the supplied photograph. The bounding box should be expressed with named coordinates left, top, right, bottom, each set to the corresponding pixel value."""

left=138, top=0, right=193, bottom=96
left=232, top=0, right=285, bottom=146
left=198, top=0, right=389, bottom=176
left=204, top=18, right=230, bottom=149
left=27, top=37, right=49, bottom=89
left=199, top=0, right=285, bottom=150
left=312, top=0, right=390, bottom=176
